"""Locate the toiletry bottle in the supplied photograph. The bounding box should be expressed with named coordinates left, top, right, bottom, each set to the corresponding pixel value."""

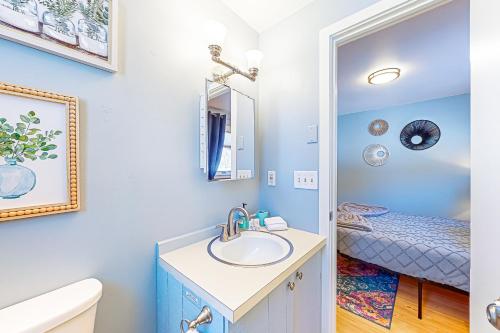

left=237, top=203, right=250, bottom=230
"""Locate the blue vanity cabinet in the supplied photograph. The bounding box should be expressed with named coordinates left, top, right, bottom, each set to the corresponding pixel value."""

left=157, top=265, right=225, bottom=333
left=182, top=286, right=225, bottom=333
left=157, top=253, right=321, bottom=333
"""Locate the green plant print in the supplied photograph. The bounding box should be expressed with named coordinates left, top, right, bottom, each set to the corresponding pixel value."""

left=39, top=0, right=78, bottom=19
left=79, top=0, right=108, bottom=26
left=0, top=111, right=62, bottom=163
left=6, top=0, right=30, bottom=12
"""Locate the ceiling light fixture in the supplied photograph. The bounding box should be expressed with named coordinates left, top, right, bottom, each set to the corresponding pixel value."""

left=206, top=21, right=263, bottom=84
left=368, top=68, right=401, bottom=85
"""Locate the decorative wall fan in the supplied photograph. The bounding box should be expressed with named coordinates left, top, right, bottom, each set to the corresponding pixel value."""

left=368, top=119, right=389, bottom=136
left=400, top=120, right=441, bottom=150
left=363, top=144, right=390, bottom=167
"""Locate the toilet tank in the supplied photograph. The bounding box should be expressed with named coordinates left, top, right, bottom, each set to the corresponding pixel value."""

left=0, top=279, right=102, bottom=333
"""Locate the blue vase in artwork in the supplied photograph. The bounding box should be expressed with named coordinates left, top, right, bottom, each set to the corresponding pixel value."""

left=0, top=158, right=36, bottom=199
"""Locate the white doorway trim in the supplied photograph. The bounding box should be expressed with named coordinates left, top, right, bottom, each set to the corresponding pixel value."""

left=318, top=1, right=452, bottom=332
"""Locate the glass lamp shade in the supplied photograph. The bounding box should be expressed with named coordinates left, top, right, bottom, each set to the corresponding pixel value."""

left=368, top=68, right=401, bottom=85
left=246, top=49, right=264, bottom=69
left=205, top=20, right=227, bottom=47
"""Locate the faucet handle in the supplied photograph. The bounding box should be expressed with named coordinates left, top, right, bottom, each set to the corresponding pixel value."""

left=217, top=224, right=229, bottom=242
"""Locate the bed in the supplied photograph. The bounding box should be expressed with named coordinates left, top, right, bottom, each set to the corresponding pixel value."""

left=337, top=211, right=470, bottom=293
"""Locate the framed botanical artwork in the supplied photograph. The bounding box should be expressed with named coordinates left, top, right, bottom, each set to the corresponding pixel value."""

left=0, top=0, right=118, bottom=72
left=0, top=81, right=79, bottom=222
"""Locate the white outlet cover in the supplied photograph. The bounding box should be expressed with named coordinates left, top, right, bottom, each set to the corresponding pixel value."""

left=268, top=171, right=276, bottom=186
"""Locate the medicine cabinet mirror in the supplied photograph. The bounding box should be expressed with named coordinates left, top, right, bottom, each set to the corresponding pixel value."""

left=200, top=80, right=255, bottom=182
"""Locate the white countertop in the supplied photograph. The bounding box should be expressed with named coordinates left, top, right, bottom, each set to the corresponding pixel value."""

left=159, top=228, right=326, bottom=323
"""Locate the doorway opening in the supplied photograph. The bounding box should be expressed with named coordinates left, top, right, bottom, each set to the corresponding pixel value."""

left=318, top=0, right=471, bottom=332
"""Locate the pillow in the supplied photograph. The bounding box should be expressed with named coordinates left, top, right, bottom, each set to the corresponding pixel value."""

left=338, top=202, right=389, bottom=217
left=337, top=208, right=373, bottom=232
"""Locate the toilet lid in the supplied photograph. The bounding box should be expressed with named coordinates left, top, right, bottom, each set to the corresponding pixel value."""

left=0, top=279, right=102, bottom=333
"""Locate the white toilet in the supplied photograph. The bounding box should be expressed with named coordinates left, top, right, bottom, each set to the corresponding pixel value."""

left=0, top=279, right=102, bottom=333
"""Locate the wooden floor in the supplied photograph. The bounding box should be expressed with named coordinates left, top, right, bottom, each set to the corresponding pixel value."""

left=337, top=276, right=469, bottom=333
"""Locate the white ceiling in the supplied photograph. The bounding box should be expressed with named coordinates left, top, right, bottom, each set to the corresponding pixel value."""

left=338, top=0, right=470, bottom=115
left=220, top=0, right=315, bottom=33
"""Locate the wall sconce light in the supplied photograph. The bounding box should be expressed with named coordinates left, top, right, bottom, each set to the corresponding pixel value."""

left=368, top=67, right=401, bottom=85
left=206, top=21, right=263, bottom=84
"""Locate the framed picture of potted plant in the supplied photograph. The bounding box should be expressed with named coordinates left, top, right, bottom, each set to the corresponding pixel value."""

left=0, top=81, right=79, bottom=222
left=0, top=0, right=118, bottom=72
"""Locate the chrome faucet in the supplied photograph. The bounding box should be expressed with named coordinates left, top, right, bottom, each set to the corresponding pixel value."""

left=218, top=206, right=250, bottom=242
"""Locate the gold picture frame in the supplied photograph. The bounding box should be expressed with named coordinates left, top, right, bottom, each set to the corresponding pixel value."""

left=0, top=82, right=79, bottom=222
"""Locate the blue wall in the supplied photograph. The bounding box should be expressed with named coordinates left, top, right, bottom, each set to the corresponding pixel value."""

left=258, top=0, right=379, bottom=233
left=0, top=1, right=259, bottom=332
left=338, top=94, right=470, bottom=219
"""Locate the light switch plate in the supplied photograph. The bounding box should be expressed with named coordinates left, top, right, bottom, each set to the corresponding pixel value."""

left=268, top=171, right=276, bottom=186
left=237, top=170, right=252, bottom=179
left=237, top=135, right=245, bottom=150
left=307, top=125, right=318, bottom=144
left=294, top=171, right=318, bottom=190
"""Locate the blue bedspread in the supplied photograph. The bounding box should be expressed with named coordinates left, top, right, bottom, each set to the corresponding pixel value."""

left=337, top=212, right=470, bottom=291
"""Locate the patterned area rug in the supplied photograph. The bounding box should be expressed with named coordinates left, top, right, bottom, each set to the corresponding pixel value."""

left=337, top=255, right=399, bottom=329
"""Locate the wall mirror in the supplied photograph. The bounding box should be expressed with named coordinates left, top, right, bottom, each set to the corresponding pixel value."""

left=200, top=80, right=255, bottom=182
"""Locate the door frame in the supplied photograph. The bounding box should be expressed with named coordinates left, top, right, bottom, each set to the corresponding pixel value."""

left=318, top=1, right=453, bottom=332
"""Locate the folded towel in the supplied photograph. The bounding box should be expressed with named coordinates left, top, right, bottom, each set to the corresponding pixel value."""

left=264, top=216, right=288, bottom=225
left=336, top=207, right=373, bottom=232
left=264, top=216, right=288, bottom=231
left=266, top=223, right=288, bottom=231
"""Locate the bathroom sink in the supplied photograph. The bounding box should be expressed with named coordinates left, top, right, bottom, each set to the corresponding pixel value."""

left=207, top=231, right=294, bottom=267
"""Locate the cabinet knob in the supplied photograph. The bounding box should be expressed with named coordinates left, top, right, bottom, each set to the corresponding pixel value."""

left=288, top=281, right=296, bottom=291
left=296, top=271, right=303, bottom=280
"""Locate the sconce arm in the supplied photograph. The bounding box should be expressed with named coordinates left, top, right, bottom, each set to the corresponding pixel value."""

left=211, top=56, right=257, bottom=83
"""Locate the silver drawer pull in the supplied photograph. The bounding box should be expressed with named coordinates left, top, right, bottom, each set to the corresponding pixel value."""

left=296, top=271, right=303, bottom=280
left=487, top=299, right=500, bottom=330
left=180, top=306, right=212, bottom=333
left=288, top=281, right=296, bottom=291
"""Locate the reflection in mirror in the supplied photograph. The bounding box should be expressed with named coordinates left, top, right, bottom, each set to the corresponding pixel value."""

left=235, top=92, right=255, bottom=180
left=202, top=80, right=255, bottom=182
left=206, top=81, right=232, bottom=180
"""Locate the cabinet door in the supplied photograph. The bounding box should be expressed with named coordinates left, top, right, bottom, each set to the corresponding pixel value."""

left=227, top=296, right=269, bottom=333
left=268, top=278, right=291, bottom=333
left=290, top=254, right=322, bottom=333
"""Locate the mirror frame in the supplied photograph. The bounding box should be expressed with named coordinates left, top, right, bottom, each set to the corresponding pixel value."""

left=202, top=79, right=256, bottom=182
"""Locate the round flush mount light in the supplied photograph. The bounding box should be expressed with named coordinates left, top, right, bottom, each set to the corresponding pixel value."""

left=368, top=68, right=401, bottom=85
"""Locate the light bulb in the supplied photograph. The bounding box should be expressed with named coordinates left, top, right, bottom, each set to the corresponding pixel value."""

left=205, top=20, right=227, bottom=47
left=246, top=49, right=264, bottom=70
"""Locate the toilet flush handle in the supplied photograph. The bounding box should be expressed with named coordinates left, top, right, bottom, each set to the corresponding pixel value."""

left=180, top=306, right=213, bottom=333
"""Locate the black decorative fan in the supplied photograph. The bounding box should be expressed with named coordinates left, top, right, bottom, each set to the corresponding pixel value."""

left=400, top=120, right=441, bottom=151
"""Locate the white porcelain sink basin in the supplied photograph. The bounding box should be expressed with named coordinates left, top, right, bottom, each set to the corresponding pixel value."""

left=208, top=231, right=294, bottom=267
